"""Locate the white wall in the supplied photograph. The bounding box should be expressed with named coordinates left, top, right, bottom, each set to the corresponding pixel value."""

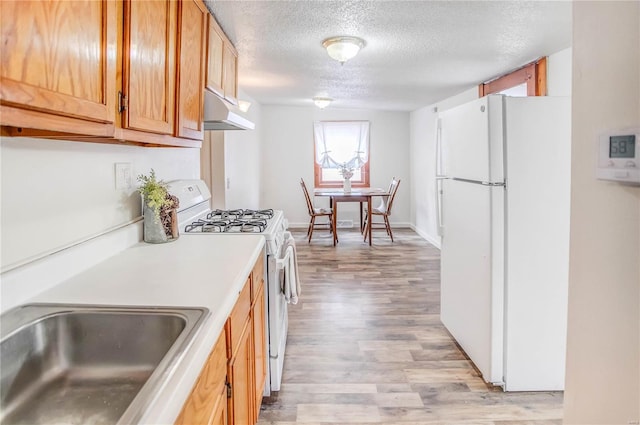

left=0, top=137, right=199, bottom=310
left=260, top=106, right=410, bottom=228
left=1, top=139, right=199, bottom=269
left=224, top=89, right=263, bottom=209
left=409, top=47, right=573, bottom=248
left=563, top=2, right=639, bottom=423
left=547, top=47, right=572, bottom=97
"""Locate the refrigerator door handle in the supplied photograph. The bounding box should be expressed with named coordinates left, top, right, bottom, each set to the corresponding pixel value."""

left=435, top=117, right=447, bottom=237
left=436, top=178, right=444, bottom=237
left=451, top=177, right=505, bottom=187
left=435, top=117, right=445, bottom=178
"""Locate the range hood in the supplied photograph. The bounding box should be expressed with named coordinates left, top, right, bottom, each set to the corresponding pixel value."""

left=203, top=91, right=255, bottom=131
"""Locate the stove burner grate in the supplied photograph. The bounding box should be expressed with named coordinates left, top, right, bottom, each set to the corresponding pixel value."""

left=185, top=219, right=230, bottom=233
left=184, top=210, right=273, bottom=233
left=227, top=220, right=266, bottom=233
left=205, top=208, right=274, bottom=221
left=244, top=209, right=274, bottom=219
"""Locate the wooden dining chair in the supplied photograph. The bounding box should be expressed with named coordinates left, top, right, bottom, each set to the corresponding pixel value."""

left=358, top=177, right=396, bottom=234
left=363, top=178, right=401, bottom=242
left=300, top=178, right=335, bottom=243
left=361, top=176, right=396, bottom=234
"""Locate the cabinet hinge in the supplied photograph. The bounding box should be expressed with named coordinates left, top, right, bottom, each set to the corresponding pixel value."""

left=118, top=91, right=128, bottom=113
left=226, top=381, right=232, bottom=399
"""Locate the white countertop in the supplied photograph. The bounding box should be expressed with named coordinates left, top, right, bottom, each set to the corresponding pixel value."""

left=30, top=234, right=266, bottom=424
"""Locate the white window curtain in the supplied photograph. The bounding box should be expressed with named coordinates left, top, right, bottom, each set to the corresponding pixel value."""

left=314, top=121, right=370, bottom=169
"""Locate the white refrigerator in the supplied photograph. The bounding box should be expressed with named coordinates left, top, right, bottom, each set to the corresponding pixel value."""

left=436, top=94, right=571, bottom=391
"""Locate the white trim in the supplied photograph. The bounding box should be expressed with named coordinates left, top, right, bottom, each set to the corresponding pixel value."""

left=287, top=222, right=312, bottom=229
left=410, top=224, right=441, bottom=249
left=1, top=217, right=143, bottom=273
left=288, top=221, right=413, bottom=229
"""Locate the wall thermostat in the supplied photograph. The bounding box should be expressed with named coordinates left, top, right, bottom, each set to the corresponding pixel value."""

left=597, top=128, right=640, bottom=185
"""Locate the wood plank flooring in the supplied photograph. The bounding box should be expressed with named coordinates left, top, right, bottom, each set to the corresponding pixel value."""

left=258, top=228, right=563, bottom=425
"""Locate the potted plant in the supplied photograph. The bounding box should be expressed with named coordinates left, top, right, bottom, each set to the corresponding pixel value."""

left=137, top=169, right=180, bottom=243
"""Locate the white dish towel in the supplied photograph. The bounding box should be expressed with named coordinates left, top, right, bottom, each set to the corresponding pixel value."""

left=277, top=231, right=301, bottom=304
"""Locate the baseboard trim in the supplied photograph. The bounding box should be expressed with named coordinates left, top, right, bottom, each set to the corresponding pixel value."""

left=288, top=221, right=414, bottom=229
left=288, top=221, right=441, bottom=249
left=409, top=224, right=441, bottom=249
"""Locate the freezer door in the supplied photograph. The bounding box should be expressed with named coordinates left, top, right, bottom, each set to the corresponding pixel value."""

left=439, top=95, right=504, bottom=182
left=440, top=179, right=504, bottom=385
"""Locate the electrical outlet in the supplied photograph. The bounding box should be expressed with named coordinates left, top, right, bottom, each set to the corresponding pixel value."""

left=115, top=163, right=132, bottom=190
left=226, top=177, right=230, bottom=189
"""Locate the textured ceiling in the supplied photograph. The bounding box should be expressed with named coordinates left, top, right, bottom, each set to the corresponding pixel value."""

left=204, top=1, right=572, bottom=111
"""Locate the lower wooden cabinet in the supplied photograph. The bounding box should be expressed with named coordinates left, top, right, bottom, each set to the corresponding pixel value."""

left=176, top=253, right=266, bottom=425
left=209, top=398, right=228, bottom=425
left=228, top=319, right=254, bottom=425
left=251, top=261, right=267, bottom=421
left=175, top=331, right=227, bottom=425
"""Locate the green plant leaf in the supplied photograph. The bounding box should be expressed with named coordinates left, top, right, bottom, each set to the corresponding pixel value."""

left=137, top=169, right=171, bottom=222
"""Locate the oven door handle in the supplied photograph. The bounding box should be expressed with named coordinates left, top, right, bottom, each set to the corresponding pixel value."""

left=275, top=248, right=293, bottom=270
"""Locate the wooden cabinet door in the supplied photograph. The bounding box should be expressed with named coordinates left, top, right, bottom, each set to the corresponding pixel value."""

left=228, top=322, right=253, bottom=425
left=175, top=332, right=227, bottom=425
left=222, top=44, right=237, bottom=105
left=252, top=284, right=267, bottom=421
left=0, top=0, right=116, bottom=125
left=122, top=0, right=176, bottom=134
left=206, top=16, right=224, bottom=97
left=176, top=0, right=206, bottom=140
left=210, top=397, right=228, bottom=425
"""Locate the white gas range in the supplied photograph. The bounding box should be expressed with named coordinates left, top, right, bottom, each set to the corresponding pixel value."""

left=167, top=180, right=290, bottom=397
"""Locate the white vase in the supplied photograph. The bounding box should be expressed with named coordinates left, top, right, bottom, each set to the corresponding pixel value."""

left=343, top=178, right=351, bottom=193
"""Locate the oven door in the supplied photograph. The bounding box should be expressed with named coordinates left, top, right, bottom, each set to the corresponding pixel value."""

left=265, top=252, right=289, bottom=394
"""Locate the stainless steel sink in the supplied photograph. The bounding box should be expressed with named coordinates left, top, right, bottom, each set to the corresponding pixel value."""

left=0, top=304, right=209, bottom=425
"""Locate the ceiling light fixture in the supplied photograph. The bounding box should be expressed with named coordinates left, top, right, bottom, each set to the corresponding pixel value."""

left=313, top=97, right=332, bottom=109
left=238, top=100, right=251, bottom=113
left=322, top=36, right=365, bottom=64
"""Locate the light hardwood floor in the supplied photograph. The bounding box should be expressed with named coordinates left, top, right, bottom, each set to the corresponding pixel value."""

left=258, top=228, right=563, bottom=425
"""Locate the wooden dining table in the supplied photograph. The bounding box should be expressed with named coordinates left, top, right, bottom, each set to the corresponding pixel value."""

left=314, top=187, right=389, bottom=246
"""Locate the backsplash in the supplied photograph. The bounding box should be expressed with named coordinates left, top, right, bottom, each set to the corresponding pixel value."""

left=0, top=136, right=200, bottom=311
left=0, top=137, right=199, bottom=271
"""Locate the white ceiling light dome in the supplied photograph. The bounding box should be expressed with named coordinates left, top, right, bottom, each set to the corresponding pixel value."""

left=313, top=97, right=332, bottom=109
left=322, top=36, right=365, bottom=64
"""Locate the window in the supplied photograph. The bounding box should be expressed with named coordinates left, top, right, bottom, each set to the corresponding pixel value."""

left=314, top=121, right=370, bottom=188
left=478, top=57, right=547, bottom=97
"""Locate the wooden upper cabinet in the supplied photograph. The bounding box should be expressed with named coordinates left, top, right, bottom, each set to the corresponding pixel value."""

left=206, top=16, right=238, bottom=105
left=222, top=44, right=238, bottom=104
left=206, top=16, right=225, bottom=97
left=122, top=0, right=176, bottom=135
left=0, top=0, right=238, bottom=148
left=0, top=0, right=116, bottom=132
left=175, top=0, right=207, bottom=140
